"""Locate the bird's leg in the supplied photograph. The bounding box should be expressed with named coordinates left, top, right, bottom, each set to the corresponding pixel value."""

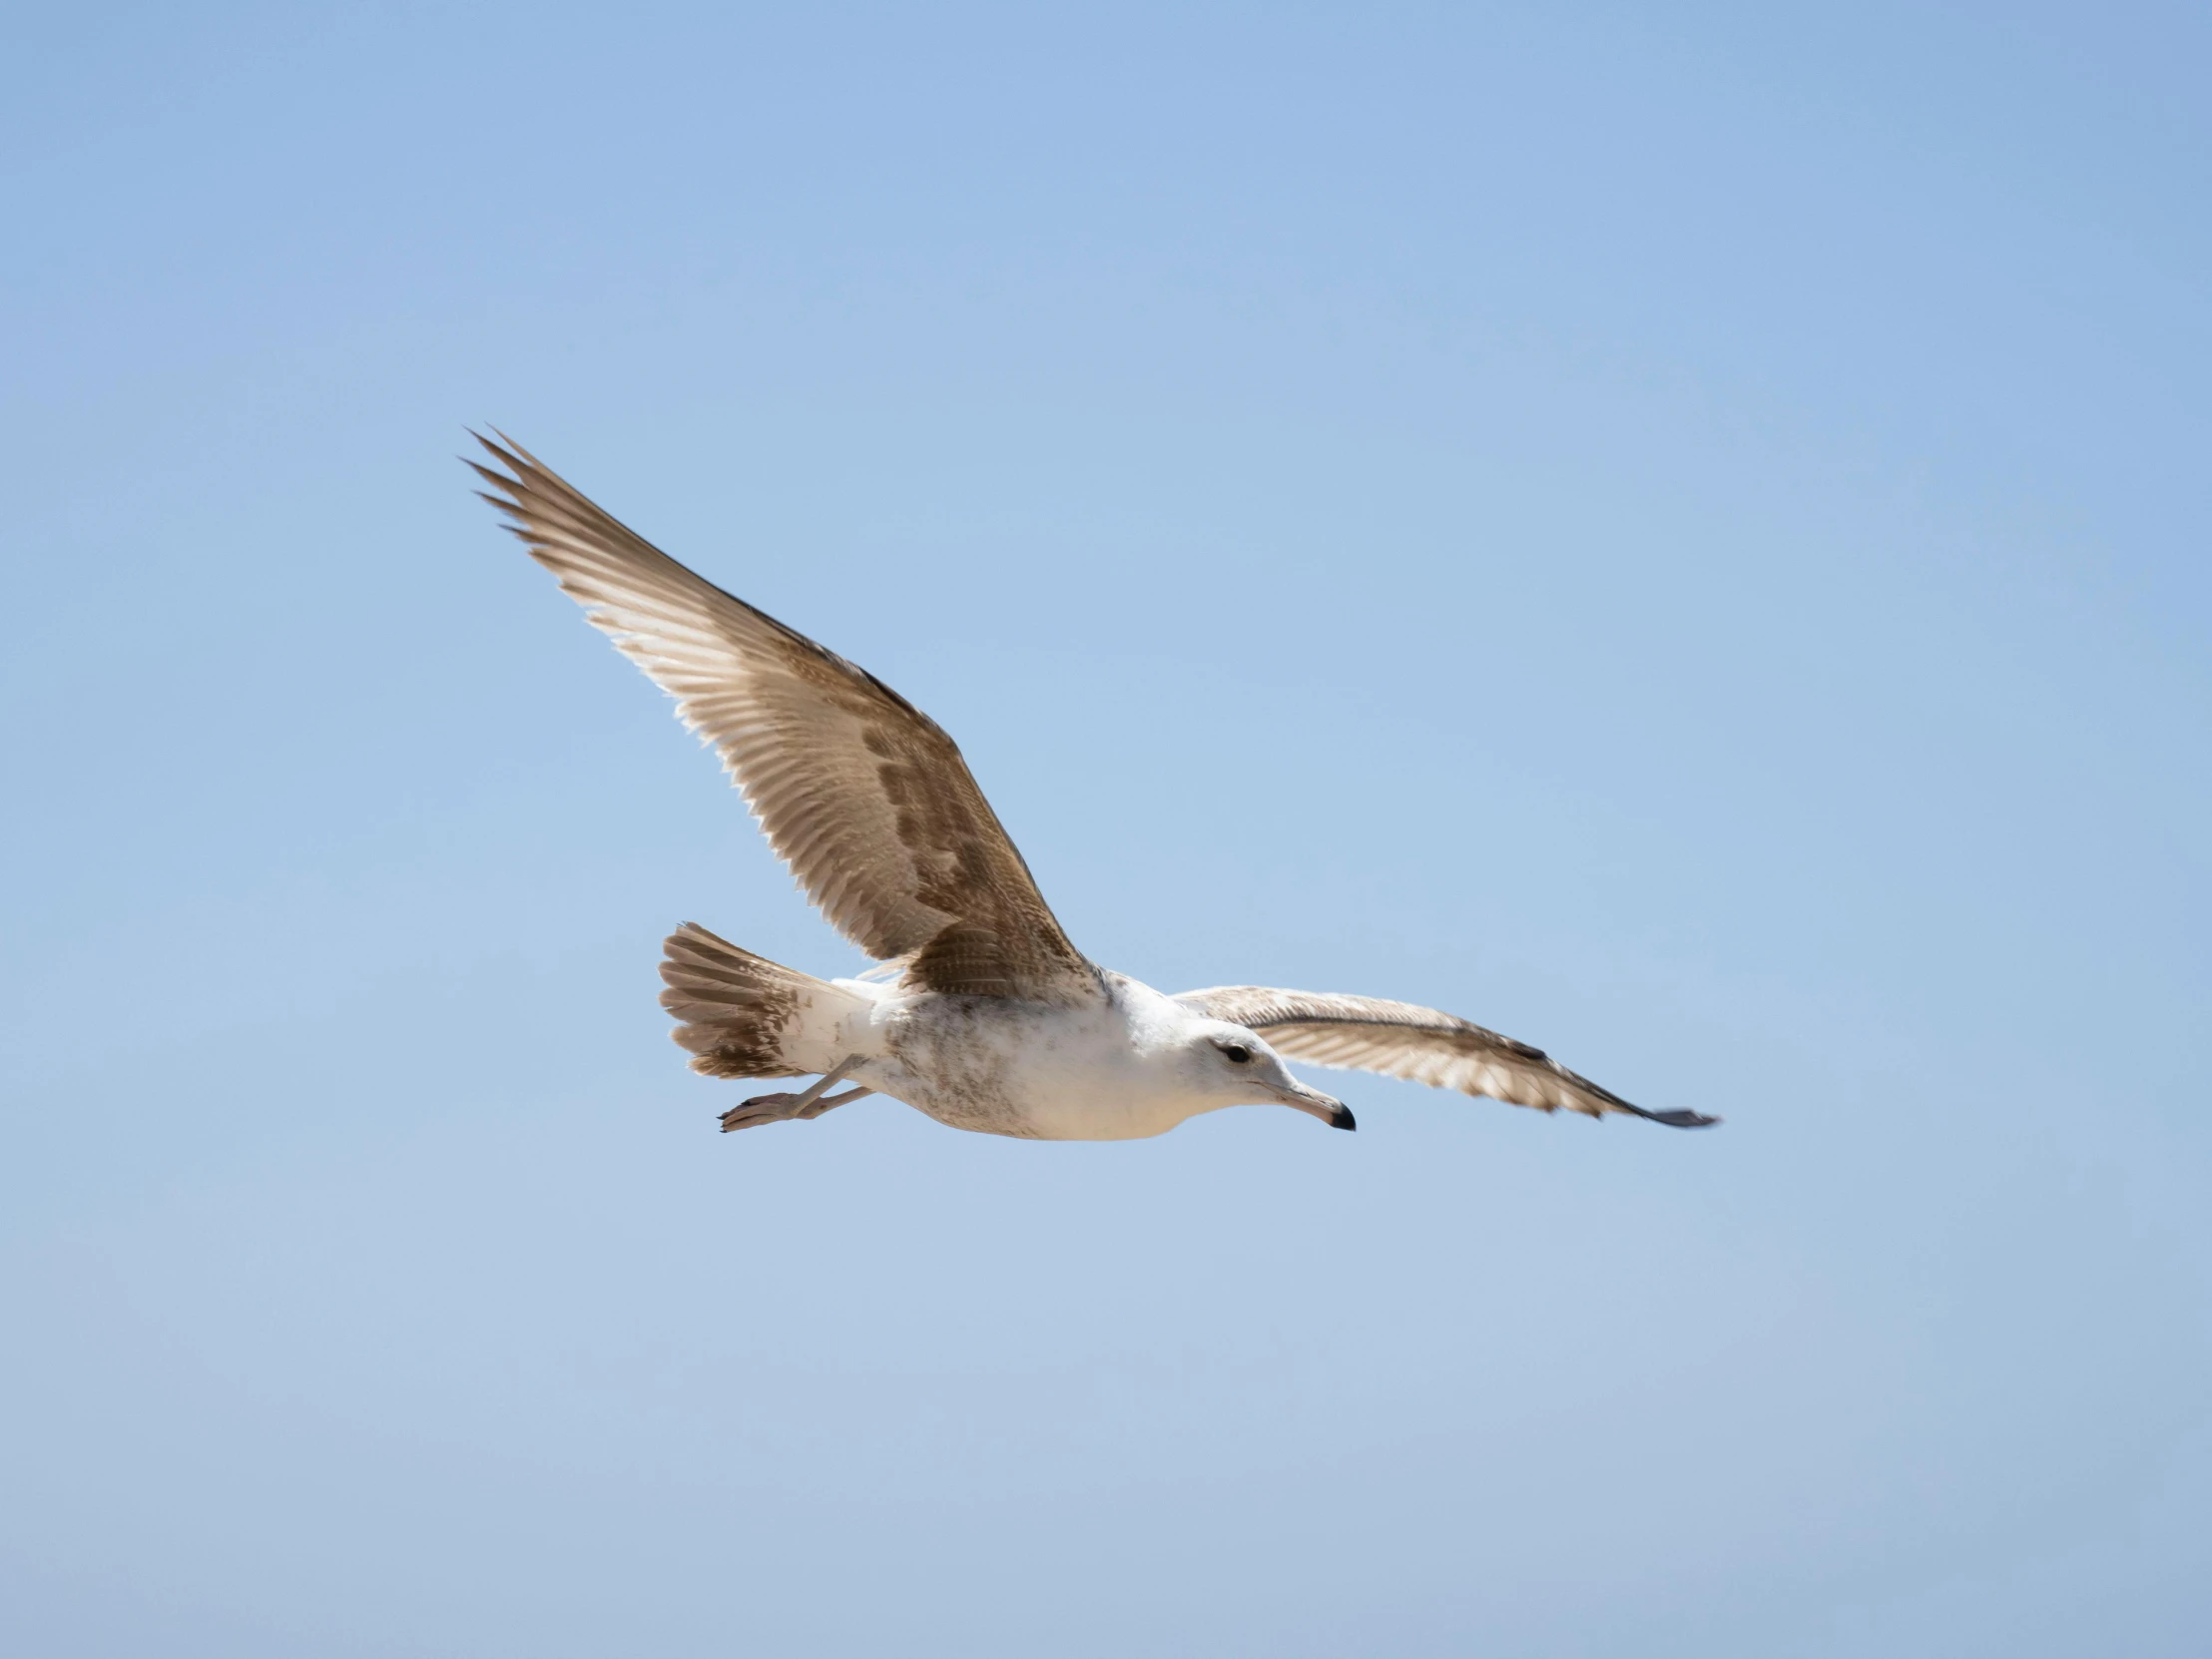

left=794, top=1085, right=873, bottom=1120
left=783, top=1054, right=863, bottom=1113
left=721, top=1055, right=866, bottom=1133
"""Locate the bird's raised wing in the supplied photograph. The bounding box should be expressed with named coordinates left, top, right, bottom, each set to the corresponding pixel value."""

left=472, top=432, right=1098, bottom=1004
left=1172, top=987, right=1715, bottom=1127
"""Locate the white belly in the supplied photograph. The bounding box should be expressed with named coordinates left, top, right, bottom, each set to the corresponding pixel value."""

left=840, top=985, right=1207, bottom=1142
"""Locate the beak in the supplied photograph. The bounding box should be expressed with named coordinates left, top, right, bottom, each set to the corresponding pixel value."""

left=1272, top=1079, right=1356, bottom=1132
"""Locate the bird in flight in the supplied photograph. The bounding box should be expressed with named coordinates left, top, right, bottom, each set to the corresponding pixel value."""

left=471, top=433, right=1716, bottom=1140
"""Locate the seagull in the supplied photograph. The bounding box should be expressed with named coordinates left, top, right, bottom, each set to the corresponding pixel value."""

left=471, top=433, right=1717, bottom=1141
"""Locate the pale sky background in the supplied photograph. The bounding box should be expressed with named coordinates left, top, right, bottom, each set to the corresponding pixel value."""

left=3, top=4, right=2208, bottom=1654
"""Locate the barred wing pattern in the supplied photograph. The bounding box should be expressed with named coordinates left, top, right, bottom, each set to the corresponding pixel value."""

left=1173, top=987, right=1716, bottom=1127
left=472, top=433, right=1098, bottom=1005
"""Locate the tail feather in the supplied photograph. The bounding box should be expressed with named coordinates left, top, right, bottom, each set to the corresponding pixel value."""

left=658, top=922, right=854, bottom=1080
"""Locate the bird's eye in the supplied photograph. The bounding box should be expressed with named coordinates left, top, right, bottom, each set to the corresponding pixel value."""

left=1221, top=1044, right=1252, bottom=1064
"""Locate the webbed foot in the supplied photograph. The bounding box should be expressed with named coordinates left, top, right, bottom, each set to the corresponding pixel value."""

left=719, top=1083, right=874, bottom=1133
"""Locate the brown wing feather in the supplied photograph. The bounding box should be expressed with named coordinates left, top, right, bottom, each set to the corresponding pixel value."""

left=472, top=432, right=1098, bottom=1005
left=1174, top=987, right=1716, bottom=1127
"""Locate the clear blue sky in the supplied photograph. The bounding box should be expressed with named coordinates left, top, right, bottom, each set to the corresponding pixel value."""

left=4, top=4, right=2207, bottom=1654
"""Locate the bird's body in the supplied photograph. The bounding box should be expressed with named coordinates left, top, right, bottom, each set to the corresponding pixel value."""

left=660, top=921, right=1354, bottom=1138
left=808, top=970, right=1307, bottom=1141
left=472, top=433, right=1717, bottom=1141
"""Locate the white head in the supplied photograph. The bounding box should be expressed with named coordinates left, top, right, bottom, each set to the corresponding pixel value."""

left=1173, top=1016, right=1356, bottom=1131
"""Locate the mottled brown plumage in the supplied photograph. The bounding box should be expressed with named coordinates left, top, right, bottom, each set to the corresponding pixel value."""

left=470, top=432, right=1099, bottom=1007
left=659, top=922, right=809, bottom=1079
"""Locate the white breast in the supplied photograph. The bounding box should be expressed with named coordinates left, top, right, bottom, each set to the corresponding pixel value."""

left=846, top=975, right=1215, bottom=1141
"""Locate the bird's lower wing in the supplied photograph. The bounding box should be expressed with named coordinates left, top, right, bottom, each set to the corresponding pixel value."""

left=1171, top=987, right=1716, bottom=1127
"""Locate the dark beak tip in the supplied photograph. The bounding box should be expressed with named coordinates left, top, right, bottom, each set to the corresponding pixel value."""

left=1330, top=1106, right=1357, bottom=1132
